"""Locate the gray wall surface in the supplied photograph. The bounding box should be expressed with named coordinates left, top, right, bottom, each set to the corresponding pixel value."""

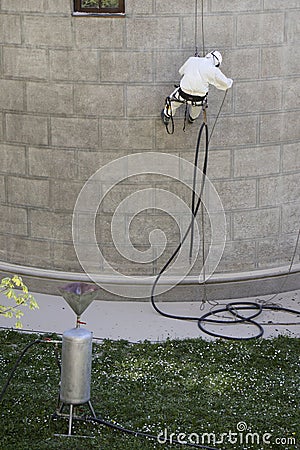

left=0, top=0, right=299, bottom=296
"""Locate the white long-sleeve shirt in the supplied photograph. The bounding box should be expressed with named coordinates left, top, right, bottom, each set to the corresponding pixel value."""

left=179, top=56, right=233, bottom=97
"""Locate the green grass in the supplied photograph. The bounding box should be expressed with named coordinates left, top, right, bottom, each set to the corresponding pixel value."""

left=0, top=329, right=299, bottom=450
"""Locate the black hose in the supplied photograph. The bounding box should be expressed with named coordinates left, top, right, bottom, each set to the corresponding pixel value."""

left=198, top=303, right=300, bottom=340
left=0, top=338, right=41, bottom=402
left=0, top=335, right=62, bottom=402
left=189, top=117, right=208, bottom=262
left=86, top=416, right=220, bottom=450
left=151, top=115, right=300, bottom=340
left=151, top=121, right=209, bottom=323
left=198, top=303, right=265, bottom=340
left=1, top=333, right=219, bottom=449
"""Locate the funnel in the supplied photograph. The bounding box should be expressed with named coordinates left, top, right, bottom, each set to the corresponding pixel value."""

left=59, top=282, right=99, bottom=326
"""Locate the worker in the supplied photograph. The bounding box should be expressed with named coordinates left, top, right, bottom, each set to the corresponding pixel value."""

left=161, top=51, right=233, bottom=125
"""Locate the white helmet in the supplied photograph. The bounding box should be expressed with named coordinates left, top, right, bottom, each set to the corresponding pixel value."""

left=205, top=50, right=222, bottom=67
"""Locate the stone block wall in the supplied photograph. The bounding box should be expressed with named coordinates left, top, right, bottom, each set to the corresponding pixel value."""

left=0, top=0, right=299, bottom=293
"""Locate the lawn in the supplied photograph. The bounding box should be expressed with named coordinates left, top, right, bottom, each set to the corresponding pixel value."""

left=0, top=329, right=299, bottom=450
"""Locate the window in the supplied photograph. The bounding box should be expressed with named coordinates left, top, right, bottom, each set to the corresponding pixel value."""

left=74, top=0, right=125, bottom=14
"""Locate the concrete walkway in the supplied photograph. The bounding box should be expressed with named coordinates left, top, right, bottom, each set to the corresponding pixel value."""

left=1, top=289, right=299, bottom=341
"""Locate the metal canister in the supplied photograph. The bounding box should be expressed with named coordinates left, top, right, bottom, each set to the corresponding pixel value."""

left=60, top=327, right=93, bottom=405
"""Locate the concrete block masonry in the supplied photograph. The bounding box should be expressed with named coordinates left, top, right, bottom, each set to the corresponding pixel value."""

left=0, top=80, right=25, bottom=111
left=50, top=117, right=99, bottom=149
left=0, top=0, right=299, bottom=297
left=0, top=206, right=28, bottom=236
left=3, top=47, right=48, bottom=80
left=237, top=13, right=285, bottom=45
left=74, top=85, right=124, bottom=116
left=5, top=114, right=48, bottom=145
left=0, top=144, right=26, bottom=174
left=233, top=146, right=280, bottom=178
left=27, top=82, right=74, bottom=115
left=0, top=14, right=21, bottom=43
left=1, top=0, right=44, bottom=12
left=100, top=51, right=153, bottom=83
left=28, top=147, right=77, bottom=179
left=23, top=16, right=72, bottom=47
left=7, top=176, right=50, bottom=208
left=50, top=49, right=99, bottom=82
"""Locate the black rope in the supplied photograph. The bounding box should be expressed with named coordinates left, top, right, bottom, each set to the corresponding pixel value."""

left=194, top=0, right=198, bottom=56
left=208, top=90, right=228, bottom=143
left=194, top=0, right=205, bottom=56
left=201, top=0, right=205, bottom=56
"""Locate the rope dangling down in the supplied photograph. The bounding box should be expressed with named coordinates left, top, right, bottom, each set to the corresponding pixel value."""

left=152, top=106, right=300, bottom=340
left=156, top=0, right=300, bottom=340
left=164, top=0, right=206, bottom=136
left=194, top=0, right=205, bottom=57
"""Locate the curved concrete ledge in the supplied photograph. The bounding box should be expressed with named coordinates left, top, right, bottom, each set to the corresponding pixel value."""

left=0, top=261, right=299, bottom=302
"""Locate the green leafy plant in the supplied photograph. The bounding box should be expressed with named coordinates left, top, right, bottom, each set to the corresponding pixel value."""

left=81, top=0, right=119, bottom=8
left=0, top=275, right=38, bottom=328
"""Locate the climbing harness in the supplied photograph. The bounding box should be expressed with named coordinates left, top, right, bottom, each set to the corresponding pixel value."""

left=159, top=0, right=218, bottom=309
left=154, top=0, right=300, bottom=340
left=162, top=87, right=208, bottom=135
left=162, top=95, right=175, bottom=135
left=162, top=0, right=207, bottom=135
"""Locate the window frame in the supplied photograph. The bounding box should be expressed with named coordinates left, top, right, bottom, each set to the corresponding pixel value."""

left=74, top=0, right=125, bottom=15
